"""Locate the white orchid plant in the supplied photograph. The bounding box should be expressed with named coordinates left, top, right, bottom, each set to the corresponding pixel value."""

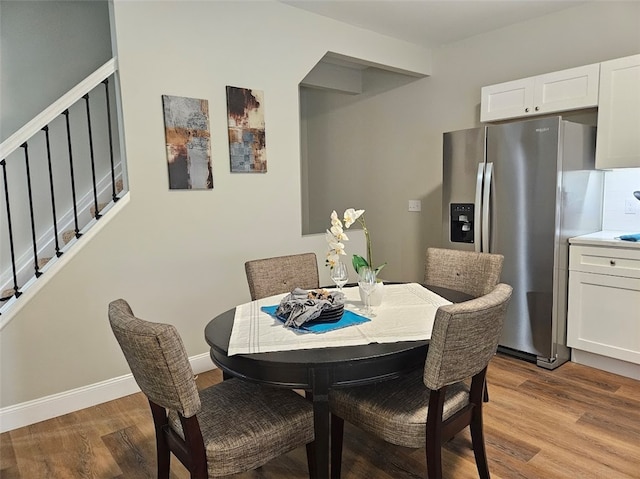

left=325, top=208, right=386, bottom=276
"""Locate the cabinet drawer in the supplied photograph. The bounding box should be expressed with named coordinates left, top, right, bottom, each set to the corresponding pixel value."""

left=569, top=245, right=640, bottom=278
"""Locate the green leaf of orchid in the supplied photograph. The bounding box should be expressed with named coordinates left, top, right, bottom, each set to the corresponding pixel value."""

left=374, top=263, right=387, bottom=276
left=352, top=254, right=369, bottom=275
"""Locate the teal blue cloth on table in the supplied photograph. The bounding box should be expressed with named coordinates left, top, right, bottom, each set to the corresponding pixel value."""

left=618, top=233, right=640, bottom=242
left=261, top=305, right=370, bottom=333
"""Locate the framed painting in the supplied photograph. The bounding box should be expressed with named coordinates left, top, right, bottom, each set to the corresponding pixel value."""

left=162, top=95, right=213, bottom=189
left=226, top=86, right=267, bottom=172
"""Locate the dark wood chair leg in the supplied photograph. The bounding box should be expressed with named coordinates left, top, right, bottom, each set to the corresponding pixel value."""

left=330, top=414, right=345, bottom=479
left=306, top=440, right=317, bottom=479
left=483, top=383, right=490, bottom=403
left=426, top=435, right=443, bottom=479
left=426, top=389, right=445, bottom=479
left=149, top=401, right=171, bottom=479
left=470, top=405, right=490, bottom=479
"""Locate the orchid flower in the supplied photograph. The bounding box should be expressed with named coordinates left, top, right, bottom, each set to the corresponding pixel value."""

left=343, top=208, right=364, bottom=228
left=325, top=207, right=386, bottom=275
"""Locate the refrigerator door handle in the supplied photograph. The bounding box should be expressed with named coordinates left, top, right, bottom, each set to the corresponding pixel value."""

left=474, top=163, right=484, bottom=252
left=482, top=162, right=494, bottom=252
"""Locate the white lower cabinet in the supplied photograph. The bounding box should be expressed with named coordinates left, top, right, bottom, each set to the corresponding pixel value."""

left=567, top=244, right=640, bottom=378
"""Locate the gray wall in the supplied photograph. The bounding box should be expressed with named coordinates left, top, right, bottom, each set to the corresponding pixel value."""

left=0, top=0, right=112, bottom=141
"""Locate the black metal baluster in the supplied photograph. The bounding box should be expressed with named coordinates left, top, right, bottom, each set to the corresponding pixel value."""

left=22, top=143, right=42, bottom=278
left=1, top=159, right=22, bottom=299
left=103, top=78, right=118, bottom=203
left=63, top=109, right=81, bottom=239
left=43, top=126, right=62, bottom=258
left=83, top=94, right=101, bottom=219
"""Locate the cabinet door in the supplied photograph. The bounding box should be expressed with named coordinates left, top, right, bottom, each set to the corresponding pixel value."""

left=534, top=64, right=600, bottom=114
left=596, top=54, right=640, bottom=169
left=480, top=77, right=535, bottom=122
left=567, top=270, right=640, bottom=364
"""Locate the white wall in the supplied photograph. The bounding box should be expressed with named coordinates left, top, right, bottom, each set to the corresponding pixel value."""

left=1, top=0, right=639, bottom=417
left=603, top=168, right=640, bottom=231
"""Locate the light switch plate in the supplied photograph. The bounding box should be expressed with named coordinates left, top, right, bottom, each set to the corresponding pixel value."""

left=624, top=199, right=637, bottom=214
left=408, top=200, right=421, bottom=212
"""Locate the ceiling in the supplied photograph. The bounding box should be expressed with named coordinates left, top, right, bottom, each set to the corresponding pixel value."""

left=280, top=0, right=588, bottom=48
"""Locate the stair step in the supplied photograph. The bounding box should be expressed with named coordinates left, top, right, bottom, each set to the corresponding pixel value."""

left=62, top=230, right=77, bottom=244
left=0, top=258, right=50, bottom=300
left=3, top=180, right=125, bottom=306
left=90, top=202, right=108, bottom=217
left=90, top=180, right=124, bottom=217
left=1, top=288, right=15, bottom=301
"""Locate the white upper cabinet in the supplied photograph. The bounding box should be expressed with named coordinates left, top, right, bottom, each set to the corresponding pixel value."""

left=595, top=54, right=640, bottom=169
left=481, top=64, right=600, bottom=122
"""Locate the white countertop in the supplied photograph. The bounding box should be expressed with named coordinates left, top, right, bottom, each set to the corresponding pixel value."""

left=569, top=230, right=640, bottom=249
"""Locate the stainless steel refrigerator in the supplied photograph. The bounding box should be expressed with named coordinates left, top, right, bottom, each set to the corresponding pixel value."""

left=442, top=116, right=604, bottom=369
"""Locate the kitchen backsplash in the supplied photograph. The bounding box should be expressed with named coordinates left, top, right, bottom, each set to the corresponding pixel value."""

left=602, top=167, right=640, bottom=232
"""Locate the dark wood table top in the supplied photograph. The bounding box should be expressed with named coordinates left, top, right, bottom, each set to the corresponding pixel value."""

left=204, top=284, right=472, bottom=388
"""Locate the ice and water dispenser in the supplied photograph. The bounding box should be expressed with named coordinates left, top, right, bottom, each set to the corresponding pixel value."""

left=450, top=203, right=474, bottom=243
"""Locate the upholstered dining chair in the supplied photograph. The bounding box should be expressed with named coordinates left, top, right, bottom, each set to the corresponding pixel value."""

left=329, top=283, right=513, bottom=479
left=424, top=247, right=504, bottom=403
left=245, top=252, right=320, bottom=300
left=108, top=299, right=315, bottom=479
left=424, top=247, right=504, bottom=298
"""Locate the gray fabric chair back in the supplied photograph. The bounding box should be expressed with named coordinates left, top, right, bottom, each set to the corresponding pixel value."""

left=424, top=247, right=504, bottom=298
left=108, top=299, right=201, bottom=418
left=424, top=283, right=512, bottom=390
left=245, top=252, right=319, bottom=300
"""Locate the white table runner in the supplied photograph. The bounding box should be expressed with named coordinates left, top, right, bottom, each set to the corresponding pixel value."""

left=228, top=283, right=451, bottom=356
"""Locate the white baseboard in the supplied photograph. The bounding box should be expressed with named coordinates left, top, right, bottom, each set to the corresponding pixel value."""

left=571, top=349, right=640, bottom=380
left=0, top=352, right=216, bottom=433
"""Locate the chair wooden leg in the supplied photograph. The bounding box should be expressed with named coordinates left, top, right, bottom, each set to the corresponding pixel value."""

left=330, top=414, right=345, bottom=479
left=426, top=389, right=445, bottom=479
left=470, top=406, right=490, bottom=479
left=483, top=382, right=490, bottom=403
left=425, top=433, right=443, bottom=478
left=306, top=440, right=317, bottom=479
left=149, top=402, right=171, bottom=479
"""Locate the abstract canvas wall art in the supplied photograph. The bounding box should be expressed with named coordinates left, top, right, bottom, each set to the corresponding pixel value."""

left=162, top=95, right=213, bottom=189
left=226, top=86, right=267, bottom=172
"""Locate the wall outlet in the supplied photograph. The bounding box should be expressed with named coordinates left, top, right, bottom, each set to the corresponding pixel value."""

left=408, top=200, right=421, bottom=212
left=624, top=199, right=637, bottom=215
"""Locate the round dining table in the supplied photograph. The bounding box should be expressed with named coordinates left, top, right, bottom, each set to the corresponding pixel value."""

left=204, top=285, right=472, bottom=479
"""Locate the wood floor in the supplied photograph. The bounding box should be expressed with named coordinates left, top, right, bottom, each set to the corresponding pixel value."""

left=1, top=353, right=639, bottom=478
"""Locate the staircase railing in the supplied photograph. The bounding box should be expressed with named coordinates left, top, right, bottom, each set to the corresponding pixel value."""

left=0, top=58, right=126, bottom=315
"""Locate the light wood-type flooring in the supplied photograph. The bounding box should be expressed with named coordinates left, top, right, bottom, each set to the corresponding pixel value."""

left=1, top=353, right=639, bottom=478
